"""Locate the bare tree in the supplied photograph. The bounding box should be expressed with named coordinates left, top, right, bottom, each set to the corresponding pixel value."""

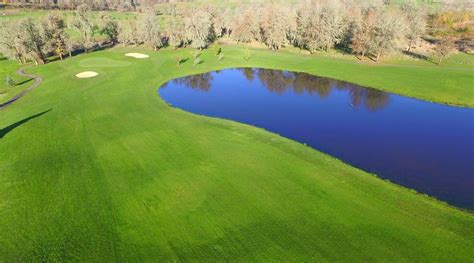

left=260, top=5, right=294, bottom=50
left=65, top=37, right=75, bottom=58
left=402, top=1, right=426, bottom=52
left=296, top=1, right=345, bottom=53
left=139, top=10, right=163, bottom=51
left=42, top=14, right=69, bottom=60
left=0, top=21, right=24, bottom=63
left=351, top=6, right=402, bottom=62
left=19, top=18, right=47, bottom=65
left=184, top=9, right=212, bottom=49
left=350, top=7, right=376, bottom=58
left=166, top=18, right=185, bottom=49
left=369, top=8, right=405, bottom=62
left=212, top=8, right=233, bottom=38
left=98, top=12, right=119, bottom=44
left=71, top=4, right=97, bottom=52
left=433, top=37, right=455, bottom=65
left=231, top=7, right=261, bottom=43
left=118, top=18, right=140, bottom=46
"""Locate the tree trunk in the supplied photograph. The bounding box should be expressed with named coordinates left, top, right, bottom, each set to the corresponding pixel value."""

left=438, top=57, right=442, bottom=65
left=59, top=53, right=63, bottom=61
left=376, top=52, right=381, bottom=62
left=37, top=56, right=45, bottom=64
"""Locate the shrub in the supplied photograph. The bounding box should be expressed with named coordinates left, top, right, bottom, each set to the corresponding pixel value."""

left=6, top=75, right=15, bottom=87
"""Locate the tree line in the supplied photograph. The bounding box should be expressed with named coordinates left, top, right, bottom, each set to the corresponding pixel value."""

left=0, top=1, right=463, bottom=65
left=2, top=0, right=171, bottom=11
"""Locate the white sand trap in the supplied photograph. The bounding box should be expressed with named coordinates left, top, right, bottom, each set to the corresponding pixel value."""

left=125, top=53, right=149, bottom=59
left=75, top=71, right=99, bottom=78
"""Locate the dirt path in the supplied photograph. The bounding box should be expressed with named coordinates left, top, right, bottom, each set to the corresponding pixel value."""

left=0, top=65, right=42, bottom=110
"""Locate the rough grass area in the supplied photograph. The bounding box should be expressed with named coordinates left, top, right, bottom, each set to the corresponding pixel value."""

left=0, top=46, right=472, bottom=261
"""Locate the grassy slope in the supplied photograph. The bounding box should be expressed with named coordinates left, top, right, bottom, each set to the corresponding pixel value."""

left=0, top=57, right=32, bottom=104
left=0, top=46, right=473, bottom=261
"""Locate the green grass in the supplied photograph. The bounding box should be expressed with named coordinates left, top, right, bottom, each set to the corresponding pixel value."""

left=0, top=57, right=32, bottom=104
left=0, top=46, right=472, bottom=261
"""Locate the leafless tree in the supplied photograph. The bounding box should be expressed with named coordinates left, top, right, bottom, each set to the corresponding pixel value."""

left=212, top=8, right=233, bottom=38
left=231, top=7, right=261, bottom=43
left=296, top=1, right=346, bottom=53
left=42, top=14, right=69, bottom=60
left=350, top=7, right=377, bottom=58
left=139, top=10, right=163, bottom=50
left=118, top=18, right=140, bottom=46
left=18, top=18, right=47, bottom=65
left=184, top=9, right=212, bottom=49
left=260, top=5, right=294, bottom=50
left=402, top=1, right=427, bottom=52
left=98, top=12, right=119, bottom=44
left=71, top=4, right=97, bottom=52
left=433, top=37, right=456, bottom=65
left=369, top=8, right=406, bottom=62
left=166, top=18, right=185, bottom=49
left=0, top=21, right=24, bottom=63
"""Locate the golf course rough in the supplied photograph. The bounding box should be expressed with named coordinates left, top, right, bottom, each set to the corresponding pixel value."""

left=0, top=46, right=472, bottom=261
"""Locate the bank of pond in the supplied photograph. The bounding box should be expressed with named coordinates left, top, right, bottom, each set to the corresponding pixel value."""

left=159, top=68, right=474, bottom=210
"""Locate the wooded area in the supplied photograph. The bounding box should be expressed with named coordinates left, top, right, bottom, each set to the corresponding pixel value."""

left=0, top=0, right=472, bottom=65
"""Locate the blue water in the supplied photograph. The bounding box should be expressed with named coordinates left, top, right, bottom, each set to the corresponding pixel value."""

left=159, top=68, right=474, bottom=209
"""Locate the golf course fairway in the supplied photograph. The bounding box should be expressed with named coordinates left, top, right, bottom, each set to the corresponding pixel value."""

left=0, top=46, right=473, bottom=261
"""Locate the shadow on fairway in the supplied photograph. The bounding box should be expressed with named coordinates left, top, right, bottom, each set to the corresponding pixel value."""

left=15, top=78, right=34, bottom=86
left=0, top=109, right=52, bottom=139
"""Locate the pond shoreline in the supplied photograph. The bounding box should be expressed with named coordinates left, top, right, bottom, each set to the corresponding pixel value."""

left=159, top=67, right=474, bottom=210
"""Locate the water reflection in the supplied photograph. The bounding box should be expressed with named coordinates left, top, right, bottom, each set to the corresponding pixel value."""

left=172, top=73, right=214, bottom=92
left=160, top=68, right=474, bottom=209
left=171, top=69, right=390, bottom=111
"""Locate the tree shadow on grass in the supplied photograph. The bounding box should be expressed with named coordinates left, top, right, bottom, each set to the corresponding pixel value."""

left=15, top=78, right=34, bottom=86
left=402, top=50, right=436, bottom=64
left=0, top=109, right=52, bottom=139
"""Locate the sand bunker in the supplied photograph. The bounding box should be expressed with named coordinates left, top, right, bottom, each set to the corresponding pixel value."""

left=75, top=71, right=98, bottom=78
left=125, top=53, right=149, bottom=59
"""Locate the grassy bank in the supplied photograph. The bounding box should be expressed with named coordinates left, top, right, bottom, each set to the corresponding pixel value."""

left=0, top=46, right=472, bottom=261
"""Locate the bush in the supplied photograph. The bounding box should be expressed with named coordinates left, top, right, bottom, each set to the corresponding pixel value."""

left=6, top=75, right=15, bottom=87
left=174, top=56, right=183, bottom=67
left=243, top=49, right=251, bottom=62
left=193, top=57, right=202, bottom=66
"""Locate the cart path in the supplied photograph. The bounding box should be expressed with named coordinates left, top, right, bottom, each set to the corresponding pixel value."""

left=0, top=65, right=42, bottom=110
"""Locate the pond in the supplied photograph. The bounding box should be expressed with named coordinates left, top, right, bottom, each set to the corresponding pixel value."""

left=159, top=68, right=474, bottom=210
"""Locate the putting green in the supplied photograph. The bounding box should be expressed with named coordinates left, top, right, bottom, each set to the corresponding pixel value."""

left=0, top=46, right=472, bottom=261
